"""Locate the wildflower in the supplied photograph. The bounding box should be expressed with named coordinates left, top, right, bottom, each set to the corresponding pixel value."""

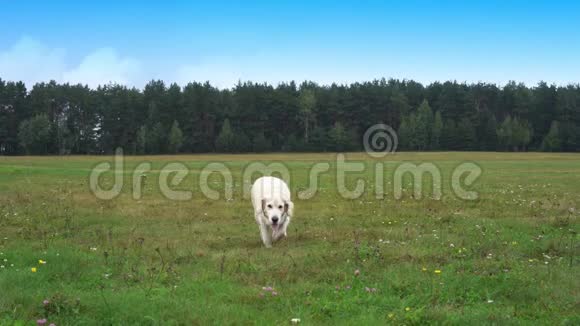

left=421, top=267, right=427, bottom=272
left=31, top=267, right=37, bottom=273
left=388, top=313, right=394, bottom=318
left=36, top=319, right=47, bottom=326
left=354, top=269, right=360, bottom=276
left=262, top=286, right=273, bottom=292
left=405, top=307, right=411, bottom=312
left=345, top=285, right=351, bottom=290
left=335, top=285, right=340, bottom=290
left=43, top=299, right=50, bottom=306
left=528, top=259, right=534, bottom=262
left=271, top=291, right=278, bottom=296
left=39, top=260, right=46, bottom=264
left=434, top=269, right=442, bottom=274
left=90, top=247, right=97, bottom=251
left=487, top=299, right=494, bottom=303
left=49, top=324, right=56, bottom=326
left=291, top=318, right=301, bottom=324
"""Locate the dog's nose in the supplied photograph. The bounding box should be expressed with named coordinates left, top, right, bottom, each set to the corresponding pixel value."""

left=272, top=216, right=279, bottom=224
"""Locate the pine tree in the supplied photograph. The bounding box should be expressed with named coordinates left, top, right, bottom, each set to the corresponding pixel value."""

left=253, top=132, right=271, bottom=152
left=18, top=114, right=51, bottom=154
left=284, top=134, right=303, bottom=151
left=147, top=122, right=166, bottom=154
left=328, top=122, right=348, bottom=151
left=541, top=121, right=561, bottom=152
left=309, top=126, right=327, bottom=151
left=233, top=130, right=252, bottom=152
left=398, top=116, right=411, bottom=150
left=431, top=111, right=443, bottom=150
left=497, top=116, right=513, bottom=151
left=168, top=120, right=184, bottom=153
left=511, top=117, right=532, bottom=151
left=215, top=119, right=236, bottom=152
left=441, top=119, right=457, bottom=150
left=136, top=125, right=147, bottom=154
left=456, top=117, right=477, bottom=150
left=299, top=89, right=316, bottom=143
left=484, top=114, right=498, bottom=150
left=415, top=100, right=433, bottom=150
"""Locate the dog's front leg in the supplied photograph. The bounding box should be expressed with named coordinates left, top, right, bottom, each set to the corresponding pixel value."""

left=272, top=222, right=288, bottom=242
left=259, top=224, right=272, bottom=248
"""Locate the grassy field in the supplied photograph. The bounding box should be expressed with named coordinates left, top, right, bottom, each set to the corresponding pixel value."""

left=0, top=152, right=579, bottom=325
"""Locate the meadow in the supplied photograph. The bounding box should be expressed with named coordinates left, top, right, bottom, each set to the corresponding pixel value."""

left=0, top=152, right=578, bottom=325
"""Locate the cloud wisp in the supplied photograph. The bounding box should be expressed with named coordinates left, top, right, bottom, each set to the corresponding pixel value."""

left=0, top=37, right=142, bottom=89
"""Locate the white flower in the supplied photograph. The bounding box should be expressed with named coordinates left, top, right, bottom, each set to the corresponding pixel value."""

left=487, top=299, right=494, bottom=303
left=291, top=318, right=301, bottom=324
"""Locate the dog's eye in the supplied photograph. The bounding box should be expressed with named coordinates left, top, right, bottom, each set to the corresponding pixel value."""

left=278, top=205, right=283, bottom=209
left=267, top=204, right=272, bottom=209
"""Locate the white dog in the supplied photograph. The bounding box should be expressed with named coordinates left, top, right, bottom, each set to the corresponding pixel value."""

left=251, top=176, right=294, bottom=248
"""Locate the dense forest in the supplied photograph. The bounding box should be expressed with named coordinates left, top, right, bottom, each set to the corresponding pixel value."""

left=0, top=78, right=579, bottom=155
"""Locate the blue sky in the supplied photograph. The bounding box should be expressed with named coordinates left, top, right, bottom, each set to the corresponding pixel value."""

left=1, top=0, right=579, bottom=89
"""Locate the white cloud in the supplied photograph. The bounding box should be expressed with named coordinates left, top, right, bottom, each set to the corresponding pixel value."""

left=0, top=37, right=141, bottom=89
left=0, top=36, right=67, bottom=87
left=63, top=48, right=141, bottom=88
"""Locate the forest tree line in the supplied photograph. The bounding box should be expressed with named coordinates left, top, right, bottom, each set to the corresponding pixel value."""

left=0, top=77, right=579, bottom=155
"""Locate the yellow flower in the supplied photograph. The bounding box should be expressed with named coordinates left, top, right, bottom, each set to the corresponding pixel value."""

left=434, top=269, right=442, bottom=274
left=39, top=260, right=46, bottom=264
left=528, top=259, right=534, bottom=262
left=511, top=241, right=518, bottom=245
left=31, top=267, right=37, bottom=273
left=421, top=267, right=427, bottom=272
left=405, top=307, right=411, bottom=312
left=388, top=313, right=394, bottom=318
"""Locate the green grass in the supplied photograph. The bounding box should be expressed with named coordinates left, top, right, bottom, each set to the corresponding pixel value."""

left=0, top=152, right=579, bottom=325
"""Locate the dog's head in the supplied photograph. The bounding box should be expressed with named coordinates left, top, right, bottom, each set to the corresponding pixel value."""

left=261, top=198, right=293, bottom=228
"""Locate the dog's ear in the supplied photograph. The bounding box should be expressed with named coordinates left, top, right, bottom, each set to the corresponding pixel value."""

left=284, top=200, right=294, bottom=216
